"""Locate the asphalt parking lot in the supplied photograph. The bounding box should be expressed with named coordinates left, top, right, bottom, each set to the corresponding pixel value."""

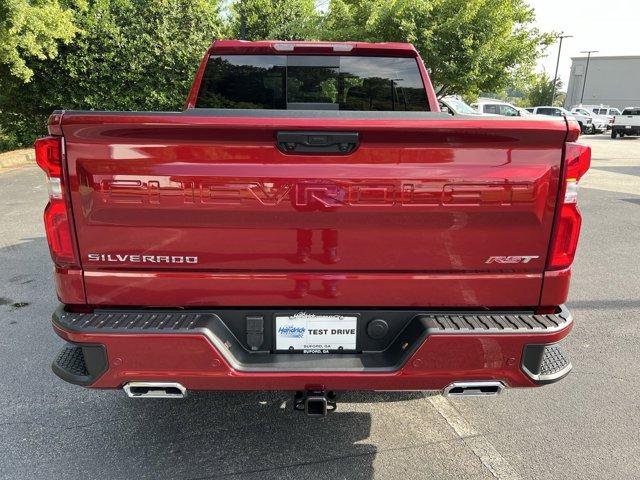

left=0, top=134, right=638, bottom=479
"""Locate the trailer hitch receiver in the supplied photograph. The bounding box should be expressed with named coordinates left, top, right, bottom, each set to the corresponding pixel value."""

left=294, top=390, right=337, bottom=417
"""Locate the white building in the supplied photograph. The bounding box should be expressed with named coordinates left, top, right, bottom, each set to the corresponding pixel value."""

left=565, top=55, right=640, bottom=109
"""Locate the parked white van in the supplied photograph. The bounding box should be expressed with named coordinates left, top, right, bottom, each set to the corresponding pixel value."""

left=578, top=105, right=622, bottom=122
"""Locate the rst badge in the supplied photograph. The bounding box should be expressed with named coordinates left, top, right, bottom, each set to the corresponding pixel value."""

left=485, top=255, right=539, bottom=264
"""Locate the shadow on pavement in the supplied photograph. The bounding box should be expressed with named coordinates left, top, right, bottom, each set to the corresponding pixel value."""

left=109, top=390, right=383, bottom=478
left=0, top=236, right=405, bottom=479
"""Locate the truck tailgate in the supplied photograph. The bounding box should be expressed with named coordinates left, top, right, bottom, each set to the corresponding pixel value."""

left=60, top=111, right=567, bottom=306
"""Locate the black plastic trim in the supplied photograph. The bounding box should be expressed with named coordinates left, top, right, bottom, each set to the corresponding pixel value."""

left=51, top=342, right=108, bottom=386
left=276, top=131, right=359, bottom=154
left=61, top=109, right=452, bottom=120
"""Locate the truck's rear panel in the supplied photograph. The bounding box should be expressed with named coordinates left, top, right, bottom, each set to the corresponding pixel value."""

left=61, top=112, right=565, bottom=307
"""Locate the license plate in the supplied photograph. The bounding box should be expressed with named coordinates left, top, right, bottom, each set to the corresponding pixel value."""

left=626, top=125, right=632, bottom=129
left=275, top=313, right=357, bottom=353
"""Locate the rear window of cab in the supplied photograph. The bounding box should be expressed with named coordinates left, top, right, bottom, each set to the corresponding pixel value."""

left=196, top=55, right=429, bottom=111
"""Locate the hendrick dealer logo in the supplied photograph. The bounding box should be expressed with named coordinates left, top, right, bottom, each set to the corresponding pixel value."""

left=277, top=325, right=306, bottom=338
left=87, top=253, right=198, bottom=264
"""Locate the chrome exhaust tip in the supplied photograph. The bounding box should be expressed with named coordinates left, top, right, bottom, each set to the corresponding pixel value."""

left=123, top=382, right=187, bottom=399
left=442, top=381, right=505, bottom=397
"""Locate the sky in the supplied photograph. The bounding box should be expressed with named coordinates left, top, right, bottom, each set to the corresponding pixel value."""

left=529, top=0, right=640, bottom=86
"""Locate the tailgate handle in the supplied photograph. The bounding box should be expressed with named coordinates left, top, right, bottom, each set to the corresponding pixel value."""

left=277, top=131, right=359, bottom=154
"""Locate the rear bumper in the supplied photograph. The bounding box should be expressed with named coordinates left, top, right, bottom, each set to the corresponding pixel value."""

left=51, top=305, right=573, bottom=391
left=614, top=126, right=640, bottom=135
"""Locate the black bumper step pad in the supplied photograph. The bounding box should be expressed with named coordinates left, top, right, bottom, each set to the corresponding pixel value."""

left=54, top=305, right=571, bottom=335
left=539, top=345, right=571, bottom=376
left=521, top=343, right=572, bottom=384
left=420, top=307, right=571, bottom=334
left=51, top=343, right=108, bottom=386
left=58, top=311, right=204, bottom=332
left=54, top=344, right=88, bottom=377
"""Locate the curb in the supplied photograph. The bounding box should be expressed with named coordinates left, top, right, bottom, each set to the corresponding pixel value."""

left=0, top=148, right=35, bottom=170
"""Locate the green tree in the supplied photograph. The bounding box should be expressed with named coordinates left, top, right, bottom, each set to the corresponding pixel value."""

left=322, top=0, right=553, bottom=98
left=230, top=0, right=320, bottom=40
left=525, top=71, right=562, bottom=107
left=0, top=0, right=225, bottom=148
left=0, top=0, right=80, bottom=82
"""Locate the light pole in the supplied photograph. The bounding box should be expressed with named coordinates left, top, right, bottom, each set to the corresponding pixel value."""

left=579, top=50, right=599, bottom=104
left=551, top=34, right=572, bottom=105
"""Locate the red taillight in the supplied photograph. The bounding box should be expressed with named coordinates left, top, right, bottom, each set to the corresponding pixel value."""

left=34, top=137, right=62, bottom=177
left=34, top=136, right=78, bottom=268
left=564, top=143, right=591, bottom=185
left=44, top=200, right=76, bottom=266
left=548, top=143, right=591, bottom=270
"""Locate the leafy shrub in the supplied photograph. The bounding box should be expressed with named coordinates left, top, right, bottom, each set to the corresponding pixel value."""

left=0, top=0, right=225, bottom=148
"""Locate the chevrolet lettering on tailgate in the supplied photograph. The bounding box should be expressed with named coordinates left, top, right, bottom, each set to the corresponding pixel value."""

left=98, top=179, right=536, bottom=207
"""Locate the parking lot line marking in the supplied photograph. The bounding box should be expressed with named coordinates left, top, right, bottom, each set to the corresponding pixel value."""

left=429, top=396, right=521, bottom=480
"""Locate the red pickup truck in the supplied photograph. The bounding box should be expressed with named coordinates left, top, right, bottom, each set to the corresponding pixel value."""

left=37, top=40, right=590, bottom=416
